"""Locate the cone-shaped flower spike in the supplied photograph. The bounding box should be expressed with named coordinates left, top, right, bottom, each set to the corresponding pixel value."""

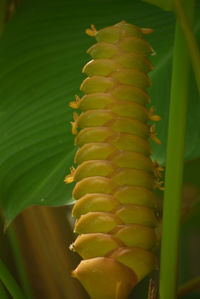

left=66, top=21, right=162, bottom=299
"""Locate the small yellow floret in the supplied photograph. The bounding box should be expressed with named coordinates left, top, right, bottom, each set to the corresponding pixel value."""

left=152, top=160, right=164, bottom=179
left=148, top=106, right=161, bottom=122
left=69, top=102, right=78, bottom=109
left=154, top=179, right=164, bottom=191
left=153, top=161, right=164, bottom=191
left=85, top=24, right=97, bottom=37
left=149, top=124, right=161, bottom=144
left=64, top=166, right=76, bottom=184
left=69, top=95, right=81, bottom=109
left=70, top=112, right=79, bottom=135
left=140, top=28, right=154, bottom=35
left=150, top=115, right=161, bottom=122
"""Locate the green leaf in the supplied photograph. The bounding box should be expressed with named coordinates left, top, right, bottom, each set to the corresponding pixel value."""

left=0, top=259, right=26, bottom=299
left=142, top=0, right=173, bottom=11
left=0, top=0, right=200, bottom=224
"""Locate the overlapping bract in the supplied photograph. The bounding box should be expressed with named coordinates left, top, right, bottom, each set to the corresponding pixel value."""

left=66, top=21, right=161, bottom=299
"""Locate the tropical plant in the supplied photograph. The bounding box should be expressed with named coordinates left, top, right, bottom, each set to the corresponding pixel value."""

left=0, top=0, right=200, bottom=298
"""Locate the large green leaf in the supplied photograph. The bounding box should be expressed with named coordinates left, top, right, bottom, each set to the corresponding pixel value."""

left=0, top=0, right=200, bottom=224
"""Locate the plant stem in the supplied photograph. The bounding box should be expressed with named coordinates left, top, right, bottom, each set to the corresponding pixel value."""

left=178, top=276, right=200, bottom=298
left=0, top=281, right=9, bottom=299
left=174, top=0, right=200, bottom=95
left=159, top=1, right=195, bottom=299
left=0, top=259, right=26, bottom=299
left=7, top=225, right=33, bottom=299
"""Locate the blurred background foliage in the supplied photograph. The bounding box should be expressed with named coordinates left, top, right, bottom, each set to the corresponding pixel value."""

left=0, top=0, right=200, bottom=298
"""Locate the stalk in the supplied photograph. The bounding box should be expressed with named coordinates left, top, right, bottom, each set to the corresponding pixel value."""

left=7, top=225, right=33, bottom=299
left=174, top=0, right=200, bottom=95
left=159, top=1, right=195, bottom=299
left=0, top=281, right=9, bottom=299
left=0, top=259, right=25, bottom=299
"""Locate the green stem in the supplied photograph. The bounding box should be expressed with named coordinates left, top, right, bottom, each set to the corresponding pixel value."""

left=178, top=276, right=200, bottom=298
left=0, top=259, right=26, bottom=299
left=174, top=0, right=200, bottom=95
left=159, top=1, right=195, bottom=299
left=7, top=225, right=33, bottom=299
left=0, top=281, right=9, bottom=299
